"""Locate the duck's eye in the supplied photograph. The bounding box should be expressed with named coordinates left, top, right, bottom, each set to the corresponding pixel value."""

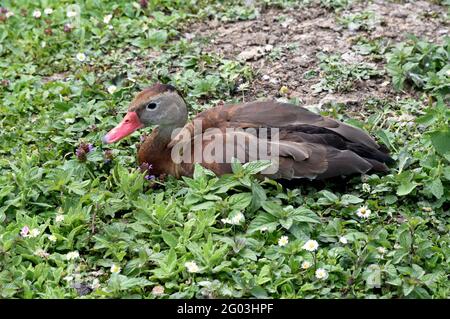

left=146, top=102, right=158, bottom=110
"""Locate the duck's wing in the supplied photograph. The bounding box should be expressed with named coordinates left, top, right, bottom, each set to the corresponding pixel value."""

left=225, top=101, right=380, bottom=149
left=169, top=101, right=380, bottom=150
left=173, top=129, right=380, bottom=180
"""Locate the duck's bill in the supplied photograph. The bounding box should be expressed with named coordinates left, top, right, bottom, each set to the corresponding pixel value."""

left=102, top=112, right=143, bottom=144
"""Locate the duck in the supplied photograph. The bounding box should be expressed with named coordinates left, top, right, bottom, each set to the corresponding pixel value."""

left=103, top=83, right=393, bottom=180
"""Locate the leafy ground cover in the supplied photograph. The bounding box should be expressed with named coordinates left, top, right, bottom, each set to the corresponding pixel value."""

left=0, top=0, right=449, bottom=298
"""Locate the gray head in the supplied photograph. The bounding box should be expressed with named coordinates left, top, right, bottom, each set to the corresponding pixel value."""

left=103, top=83, right=188, bottom=143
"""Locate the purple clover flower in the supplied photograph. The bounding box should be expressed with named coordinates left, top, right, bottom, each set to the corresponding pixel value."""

left=75, top=142, right=94, bottom=162
left=140, top=0, right=148, bottom=9
left=145, top=175, right=155, bottom=180
left=20, top=226, right=30, bottom=237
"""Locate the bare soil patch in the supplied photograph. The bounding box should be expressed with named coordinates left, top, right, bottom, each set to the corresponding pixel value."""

left=185, top=0, right=448, bottom=110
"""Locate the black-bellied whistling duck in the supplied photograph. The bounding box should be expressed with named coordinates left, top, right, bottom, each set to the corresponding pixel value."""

left=103, top=83, right=393, bottom=180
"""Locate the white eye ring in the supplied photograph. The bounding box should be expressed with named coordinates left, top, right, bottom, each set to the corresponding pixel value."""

left=146, top=102, right=158, bottom=110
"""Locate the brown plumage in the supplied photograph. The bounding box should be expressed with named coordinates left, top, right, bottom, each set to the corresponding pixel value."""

left=103, top=83, right=393, bottom=180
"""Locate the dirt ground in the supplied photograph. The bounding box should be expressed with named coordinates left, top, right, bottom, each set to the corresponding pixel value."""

left=185, top=0, right=448, bottom=109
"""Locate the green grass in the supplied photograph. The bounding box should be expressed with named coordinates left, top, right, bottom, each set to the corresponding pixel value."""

left=0, top=1, right=449, bottom=299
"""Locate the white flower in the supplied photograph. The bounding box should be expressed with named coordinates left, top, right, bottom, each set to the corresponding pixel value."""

left=107, top=85, right=117, bottom=94
left=67, top=9, right=77, bottom=18
left=302, top=239, right=319, bottom=252
left=362, top=183, right=371, bottom=193
left=152, top=285, right=165, bottom=296
left=55, top=214, right=65, bottom=223
left=33, top=10, right=42, bottom=18
left=446, top=69, right=450, bottom=77
left=110, top=264, right=121, bottom=273
left=5, top=11, right=14, bottom=18
left=63, top=275, right=74, bottom=282
left=301, top=261, right=312, bottom=269
left=48, top=234, right=57, bottom=242
left=339, top=236, right=348, bottom=244
left=377, top=247, right=387, bottom=255
left=44, top=8, right=53, bottom=15
left=278, top=235, right=289, bottom=247
left=76, top=53, right=86, bottom=62
left=315, top=268, right=328, bottom=280
left=40, top=41, right=46, bottom=48
left=356, top=206, right=371, bottom=219
left=34, top=249, right=50, bottom=258
left=185, top=261, right=199, bottom=273
left=91, top=278, right=100, bottom=290
left=230, top=212, right=244, bottom=225
left=221, top=212, right=244, bottom=225
left=29, top=228, right=40, bottom=238
left=394, top=243, right=401, bottom=250
left=66, top=251, right=80, bottom=260
left=103, top=14, right=113, bottom=24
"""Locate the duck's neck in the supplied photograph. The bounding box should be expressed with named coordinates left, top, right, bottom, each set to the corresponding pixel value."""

left=137, top=125, right=178, bottom=175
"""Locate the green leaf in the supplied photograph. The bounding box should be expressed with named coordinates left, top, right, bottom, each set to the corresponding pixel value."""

left=397, top=181, right=418, bottom=196
left=242, top=160, right=272, bottom=175
left=428, top=178, right=444, bottom=199
left=161, top=230, right=178, bottom=248
left=429, top=130, right=450, bottom=157
left=340, top=194, right=364, bottom=206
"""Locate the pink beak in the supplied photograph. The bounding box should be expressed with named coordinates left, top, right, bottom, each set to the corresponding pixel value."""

left=102, top=112, right=143, bottom=144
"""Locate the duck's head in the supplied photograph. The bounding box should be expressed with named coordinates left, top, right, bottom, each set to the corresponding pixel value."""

left=103, top=83, right=188, bottom=144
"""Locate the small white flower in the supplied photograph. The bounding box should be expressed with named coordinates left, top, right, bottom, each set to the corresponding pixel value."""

left=377, top=247, right=387, bottom=255
left=5, top=11, right=14, bottom=18
left=63, top=275, right=74, bottom=282
left=34, top=249, right=50, bottom=258
left=362, top=183, right=371, bottom=193
left=55, top=214, right=65, bottom=223
left=107, top=85, right=117, bottom=94
left=221, top=212, right=245, bottom=225
left=91, top=278, right=100, bottom=290
left=394, top=243, right=401, bottom=250
left=315, top=268, right=328, bottom=280
left=185, top=261, right=199, bottom=273
left=356, top=206, right=371, bottom=219
left=302, top=239, right=319, bottom=252
left=67, top=9, right=77, bottom=18
left=339, top=236, right=348, bottom=244
left=66, top=251, right=80, bottom=260
left=152, top=285, right=165, bottom=296
left=48, top=234, right=57, bottom=242
left=41, top=41, right=46, bottom=48
left=33, top=10, right=42, bottom=18
left=44, top=8, right=53, bottom=15
left=446, top=69, right=450, bottom=77
left=110, top=264, right=121, bottom=273
left=76, top=53, right=86, bottom=62
left=103, top=14, right=113, bottom=24
left=278, top=235, right=289, bottom=247
left=301, top=261, right=312, bottom=269
left=29, top=228, right=40, bottom=238
left=230, top=212, right=244, bottom=225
